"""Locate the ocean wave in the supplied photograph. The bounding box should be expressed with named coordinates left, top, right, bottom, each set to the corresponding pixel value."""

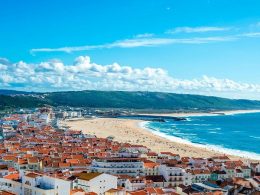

left=174, top=123, right=211, bottom=127
left=232, top=130, right=243, bottom=133
left=208, top=131, right=222, bottom=134
left=140, top=121, right=260, bottom=160
left=250, top=136, right=260, bottom=140
left=207, top=128, right=221, bottom=131
left=172, top=132, right=197, bottom=136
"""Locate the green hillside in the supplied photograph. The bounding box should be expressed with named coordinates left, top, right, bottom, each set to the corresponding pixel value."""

left=1, top=90, right=260, bottom=111
left=0, top=95, right=46, bottom=110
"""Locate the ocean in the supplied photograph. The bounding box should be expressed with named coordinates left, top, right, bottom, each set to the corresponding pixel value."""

left=140, top=112, right=260, bottom=160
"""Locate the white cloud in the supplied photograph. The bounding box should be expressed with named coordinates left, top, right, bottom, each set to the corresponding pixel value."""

left=135, top=33, right=154, bottom=38
left=30, top=36, right=236, bottom=53
left=0, top=64, right=7, bottom=71
left=166, top=26, right=230, bottom=34
left=1, top=56, right=260, bottom=99
left=28, top=22, right=260, bottom=54
left=240, top=32, right=260, bottom=38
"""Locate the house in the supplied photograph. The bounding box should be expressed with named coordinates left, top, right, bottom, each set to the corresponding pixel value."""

left=127, top=187, right=178, bottom=195
left=189, top=158, right=207, bottom=167
left=235, top=169, right=244, bottom=178
left=0, top=171, right=72, bottom=195
left=190, top=169, right=211, bottom=183
left=145, top=152, right=158, bottom=163
left=125, top=177, right=146, bottom=191
left=143, top=162, right=159, bottom=176
left=222, top=165, right=236, bottom=178
left=74, top=172, right=117, bottom=195
left=159, top=164, right=191, bottom=187
left=0, top=173, right=22, bottom=194
left=22, top=172, right=72, bottom=195
left=211, top=156, right=230, bottom=163
left=105, top=187, right=125, bottom=195
left=210, top=170, right=228, bottom=181
left=122, top=145, right=149, bottom=154
left=240, top=166, right=251, bottom=178
left=159, top=152, right=181, bottom=161
left=145, top=175, right=165, bottom=188
left=250, top=163, right=260, bottom=174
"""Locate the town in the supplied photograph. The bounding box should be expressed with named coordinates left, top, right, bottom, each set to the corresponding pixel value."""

left=0, top=107, right=259, bottom=195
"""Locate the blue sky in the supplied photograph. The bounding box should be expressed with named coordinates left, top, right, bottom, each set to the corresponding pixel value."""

left=1, top=0, right=260, bottom=99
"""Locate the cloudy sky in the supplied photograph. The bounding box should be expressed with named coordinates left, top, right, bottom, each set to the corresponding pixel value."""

left=1, top=0, right=260, bottom=99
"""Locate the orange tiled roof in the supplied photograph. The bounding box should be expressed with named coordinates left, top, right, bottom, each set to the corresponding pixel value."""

left=59, top=163, right=70, bottom=168
left=25, top=172, right=41, bottom=178
left=127, top=190, right=147, bottom=195
left=144, top=162, right=159, bottom=168
left=4, top=173, right=19, bottom=180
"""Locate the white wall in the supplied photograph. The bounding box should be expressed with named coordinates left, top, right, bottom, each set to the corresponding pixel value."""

left=77, top=173, right=117, bottom=195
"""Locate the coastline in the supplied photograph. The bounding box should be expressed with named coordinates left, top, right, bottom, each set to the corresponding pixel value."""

left=61, top=110, right=260, bottom=162
left=140, top=121, right=260, bottom=161
left=140, top=109, right=260, bottom=117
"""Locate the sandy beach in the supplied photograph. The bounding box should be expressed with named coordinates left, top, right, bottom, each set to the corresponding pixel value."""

left=61, top=110, right=260, bottom=161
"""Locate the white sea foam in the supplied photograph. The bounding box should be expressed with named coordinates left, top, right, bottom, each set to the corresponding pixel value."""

left=139, top=121, right=260, bottom=160
left=175, top=124, right=211, bottom=127
left=232, top=130, right=242, bottom=133
left=250, top=136, right=260, bottom=140
left=173, top=132, right=197, bottom=136
left=208, top=131, right=222, bottom=134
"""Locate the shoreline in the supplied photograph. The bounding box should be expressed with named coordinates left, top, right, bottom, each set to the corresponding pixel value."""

left=61, top=111, right=260, bottom=162
left=140, top=121, right=260, bottom=161
left=139, top=109, right=260, bottom=117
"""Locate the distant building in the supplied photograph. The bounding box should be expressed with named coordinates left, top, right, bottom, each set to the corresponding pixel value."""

left=90, top=158, right=144, bottom=177
left=159, top=164, right=191, bottom=187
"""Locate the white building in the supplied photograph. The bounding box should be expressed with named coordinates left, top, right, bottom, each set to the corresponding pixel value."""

left=250, top=163, right=260, bottom=173
left=67, top=111, right=82, bottom=118
left=159, top=164, right=191, bottom=187
left=159, top=152, right=180, bottom=161
left=0, top=165, right=9, bottom=178
left=122, top=145, right=149, bottom=154
left=189, top=158, right=207, bottom=167
left=222, top=166, right=236, bottom=178
left=125, top=177, right=146, bottom=191
left=0, top=171, right=72, bottom=195
left=23, top=172, right=72, bottom=195
left=143, top=162, right=159, bottom=176
left=0, top=174, right=22, bottom=194
left=91, top=158, right=144, bottom=177
left=74, top=172, right=117, bottom=195
left=190, top=169, right=211, bottom=183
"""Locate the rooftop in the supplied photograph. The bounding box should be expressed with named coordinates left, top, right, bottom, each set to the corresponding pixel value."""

left=78, top=172, right=102, bottom=181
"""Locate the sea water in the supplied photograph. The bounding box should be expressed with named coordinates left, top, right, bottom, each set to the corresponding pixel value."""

left=141, top=112, right=260, bottom=160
